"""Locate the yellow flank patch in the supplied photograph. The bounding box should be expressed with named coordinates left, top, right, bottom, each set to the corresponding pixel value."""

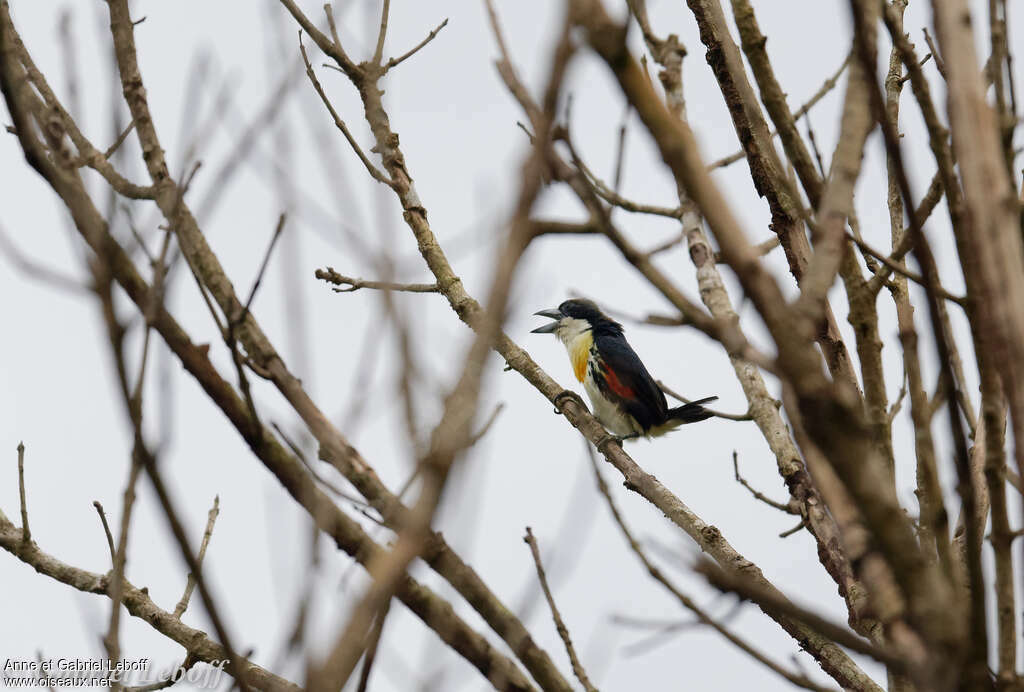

left=569, top=331, right=593, bottom=382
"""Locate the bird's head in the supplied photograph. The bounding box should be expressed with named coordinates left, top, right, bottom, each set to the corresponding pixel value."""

left=530, top=298, right=621, bottom=340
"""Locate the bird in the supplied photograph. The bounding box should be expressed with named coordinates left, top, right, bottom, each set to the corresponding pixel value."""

left=531, top=298, right=717, bottom=440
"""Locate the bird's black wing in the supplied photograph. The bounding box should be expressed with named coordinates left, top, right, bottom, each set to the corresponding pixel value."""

left=592, top=333, right=668, bottom=431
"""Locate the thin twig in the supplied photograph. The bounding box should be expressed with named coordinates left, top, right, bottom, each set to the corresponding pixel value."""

left=0, top=221, right=88, bottom=293
left=732, top=451, right=799, bottom=514
left=173, top=495, right=220, bottom=618
left=92, top=501, right=116, bottom=564
left=707, top=51, right=850, bottom=170
left=299, top=35, right=391, bottom=185
left=244, top=214, right=287, bottom=313
left=922, top=28, right=947, bottom=78
left=467, top=403, right=505, bottom=446
left=585, top=444, right=841, bottom=692
left=383, top=18, right=448, bottom=73
left=712, top=236, right=780, bottom=265
left=569, top=135, right=683, bottom=218
left=102, top=118, right=136, bottom=159
left=847, top=232, right=967, bottom=307
left=804, top=112, right=827, bottom=178
left=611, top=103, right=630, bottom=196
left=524, top=527, right=598, bottom=692
left=780, top=519, right=809, bottom=538
left=694, top=559, right=903, bottom=670
left=0, top=517, right=296, bottom=691
left=888, top=372, right=909, bottom=423
left=371, top=0, right=391, bottom=66
left=315, top=267, right=439, bottom=293
left=269, top=422, right=377, bottom=513
left=17, top=441, right=29, bottom=543
left=355, top=602, right=390, bottom=692
left=643, top=230, right=686, bottom=258
left=123, top=653, right=197, bottom=692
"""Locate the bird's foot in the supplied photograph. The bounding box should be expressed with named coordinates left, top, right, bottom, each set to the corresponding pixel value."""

left=552, top=390, right=587, bottom=415
left=595, top=431, right=640, bottom=452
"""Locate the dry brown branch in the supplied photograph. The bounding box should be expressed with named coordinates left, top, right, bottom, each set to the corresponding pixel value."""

left=707, top=52, right=850, bottom=171
left=922, top=27, right=947, bottom=78
left=5, top=0, right=1019, bottom=689
left=681, top=0, right=861, bottom=399
left=554, top=131, right=772, bottom=368
left=485, top=5, right=879, bottom=689
left=531, top=219, right=601, bottom=235
left=355, top=602, right=390, bottom=692
left=0, top=511, right=299, bottom=692
left=306, top=10, right=570, bottom=690
left=315, top=266, right=439, bottom=293
left=0, top=221, right=88, bottom=293
left=846, top=232, right=966, bottom=307
left=299, top=38, right=391, bottom=186
left=877, top=3, right=946, bottom=593
left=523, top=528, right=598, bottom=692
left=16, top=441, right=28, bottom=543
left=572, top=148, right=684, bottom=218
left=624, top=0, right=882, bottom=649
left=851, top=1, right=983, bottom=681
left=383, top=18, right=449, bottom=73
left=0, top=10, right=543, bottom=686
left=89, top=3, right=561, bottom=685
left=91, top=501, right=116, bottom=565
left=5, top=23, right=154, bottom=200
left=173, top=496, right=220, bottom=619
left=694, top=559, right=905, bottom=671
left=730, top=0, right=825, bottom=204
left=930, top=3, right=1024, bottom=585
left=712, top=236, right=779, bottom=265
left=870, top=18, right=1019, bottom=682
left=572, top=6, right=957, bottom=686
left=732, top=451, right=799, bottom=514
left=585, top=445, right=845, bottom=692
left=864, top=171, right=944, bottom=296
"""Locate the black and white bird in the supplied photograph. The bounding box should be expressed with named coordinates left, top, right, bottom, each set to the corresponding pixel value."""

left=531, top=299, right=717, bottom=439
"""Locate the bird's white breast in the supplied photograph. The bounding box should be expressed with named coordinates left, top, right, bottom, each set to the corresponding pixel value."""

left=555, top=318, right=642, bottom=436
left=582, top=365, right=642, bottom=436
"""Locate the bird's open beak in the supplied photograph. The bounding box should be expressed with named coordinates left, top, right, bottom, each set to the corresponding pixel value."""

left=530, top=308, right=562, bottom=334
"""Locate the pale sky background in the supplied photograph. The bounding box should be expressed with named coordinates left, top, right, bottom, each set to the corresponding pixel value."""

left=1, top=1, right=1020, bottom=691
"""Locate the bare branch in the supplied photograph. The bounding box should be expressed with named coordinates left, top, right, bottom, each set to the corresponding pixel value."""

left=524, top=528, right=598, bottom=692
left=244, top=214, right=287, bottom=314
left=707, top=51, right=850, bottom=170
left=0, top=514, right=299, bottom=692
left=383, top=18, right=448, bottom=73
left=315, top=267, right=439, bottom=293
left=92, top=501, right=116, bottom=565
left=371, top=0, right=391, bottom=66
left=173, top=496, right=220, bottom=619
left=847, top=232, right=967, bottom=307
left=694, top=559, right=904, bottom=671
left=585, top=444, right=844, bottom=692
left=732, top=451, right=799, bottom=514
left=299, top=37, right=391, bottom=186
left=0, top=221, right=88, bottom=293
left=16, top=441, right=28, bottom=543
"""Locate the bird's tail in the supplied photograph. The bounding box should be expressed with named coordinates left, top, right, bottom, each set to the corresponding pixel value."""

left=667, top=396, right=718, bottom=424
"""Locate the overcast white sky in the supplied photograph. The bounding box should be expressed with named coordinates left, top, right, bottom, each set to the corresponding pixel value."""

left=1, top=1, right=1020, bottom=690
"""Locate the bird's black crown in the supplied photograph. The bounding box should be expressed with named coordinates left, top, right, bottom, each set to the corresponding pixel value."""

left=558, top=299, right=623, bottom=335
left=558, top=299, right=603, bottom=320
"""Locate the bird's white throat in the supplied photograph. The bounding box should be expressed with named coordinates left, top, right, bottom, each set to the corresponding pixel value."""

left=554, top=317, right=593, bottom=383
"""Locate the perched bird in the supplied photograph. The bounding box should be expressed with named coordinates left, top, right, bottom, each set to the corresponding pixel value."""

left=531, top=298, right=717, bottom=439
